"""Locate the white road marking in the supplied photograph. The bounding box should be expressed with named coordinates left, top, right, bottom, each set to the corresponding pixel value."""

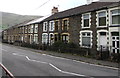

left=49, top=63, right=86, bottom=77
left=12, top=53, right=25, bottom=57
left=26, top=56, right=30, bottom=61
left=1, top=49, right=7, bottom=52
left=13, top=53, right=86, bottom=76
left=42, top=54, right=70, bottom=60
left=25, top=56, right=48, bottom=64
left=42, top=53, right=118, bottom=70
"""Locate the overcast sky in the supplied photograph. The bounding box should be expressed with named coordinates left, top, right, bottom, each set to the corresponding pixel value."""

left=0, top=0, right=117, bottom=16
left=0, top=0, right=88, bottom=16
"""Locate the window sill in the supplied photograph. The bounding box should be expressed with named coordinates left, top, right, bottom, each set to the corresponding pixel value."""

left=80, top=46, right=91, bottom=48
left=81, top=27, right=90, bottom=29
left=96, top=26, right=107, bottom=28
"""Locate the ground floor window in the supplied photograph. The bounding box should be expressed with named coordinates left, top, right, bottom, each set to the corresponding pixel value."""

left=54, top=34, right=58, bottom=42
left=49, top=33, right=54, bottom=45
left=42, top=33, right=48, bottom=44
left=80, top=31, right=92, bottom=48
left=34, top=34, right=38, bottom=44
left=62, top=34, right=69, bottom=43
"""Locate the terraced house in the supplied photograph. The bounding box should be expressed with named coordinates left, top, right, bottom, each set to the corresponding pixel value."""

left=2, top=1, right=120, bottom=55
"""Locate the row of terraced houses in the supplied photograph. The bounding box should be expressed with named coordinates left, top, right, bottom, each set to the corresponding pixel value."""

left=2, top=2, right=120, bottom=55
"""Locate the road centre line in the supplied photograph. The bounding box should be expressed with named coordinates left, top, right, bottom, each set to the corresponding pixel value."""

left=49, top=63, right=86, bottom=77
left=1, top=49, right=7, bottom=52
left=25, top=56, right=48, bottom=64
left=13, top=53, right=86, bottom=77
left=42, top=53, right=118, bottom=70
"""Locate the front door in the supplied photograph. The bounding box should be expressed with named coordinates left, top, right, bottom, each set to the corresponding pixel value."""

left=99, top=32, right=107, bottom=51
left=111, top=32, right=119, bottom=53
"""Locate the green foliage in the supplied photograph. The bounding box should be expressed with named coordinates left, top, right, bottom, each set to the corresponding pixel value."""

left=48, top=41, right=87, bottom=55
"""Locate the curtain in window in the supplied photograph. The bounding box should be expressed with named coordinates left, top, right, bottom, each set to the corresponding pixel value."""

left=82, top=37, right=90, bottom=47
left=112, top=15, right=120, bottom=24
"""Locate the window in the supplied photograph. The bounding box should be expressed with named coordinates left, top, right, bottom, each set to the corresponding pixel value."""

left=49, top=21, right=54, bottom=31
left=62, top=34, right=69, bottom=43
left=55, top=21, right=59, bottom=31
left=54, top=34, right=58, bottom=41
left=25, top=26, right=27, bottom=33
left=82, top=13, right=90, bottom=28
left=111, top=9, right=120, bottom=25
left=98, top=11, right=106, bottom=26
left=34, top=34, right=38, bottom=44
left=81, top=32, right=92, bottom=47
left=30, top=25, right=34, bottom=33
left=63, top=19, right=69, bottom=31
left=42, top=33, right=48, bottom=44
left=43, top=22, right=48, bottom=32
left=34, top=24, right=38, bottom=33
left=49, top=33, right=54, bottom=45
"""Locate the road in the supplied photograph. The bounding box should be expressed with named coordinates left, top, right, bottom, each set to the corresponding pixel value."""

left=0, top=43, right=119, bottom=78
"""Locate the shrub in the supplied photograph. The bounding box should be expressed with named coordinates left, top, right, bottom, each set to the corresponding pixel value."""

left=48, top=41, right=88, bottom=56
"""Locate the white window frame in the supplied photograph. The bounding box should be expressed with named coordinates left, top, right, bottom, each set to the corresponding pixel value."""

left=49, top=21, right=54, bottom=31
left=34, top=34, right=38, bottom=44
left=43, top=22, right=48, bottom=32
left=34, top=24, right=38, bottom=33
left=42, top=33, right=48, bottom=44
left=30, top=24, right=34, bottom=33
left=81, top=13, right=91, bottom=28
left=109, top=7, right=120, bottom=26
left=49, top=33, right=54, bottom=45
left=96, top=10, right=107, bottom=27
left=80, top=30, right=92, bottom=48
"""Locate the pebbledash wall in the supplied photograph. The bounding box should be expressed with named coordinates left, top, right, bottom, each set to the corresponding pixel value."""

left=2, top=2, right=120, bottom=55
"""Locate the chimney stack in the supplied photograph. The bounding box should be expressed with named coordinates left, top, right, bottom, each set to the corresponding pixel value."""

left=87, top=0, right=93, bottom=4
left=52, top=7, right=58, bottom=14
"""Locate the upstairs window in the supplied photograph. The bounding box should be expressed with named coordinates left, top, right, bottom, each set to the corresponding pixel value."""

left=55, top=21, right=59, bottom=31
left=62, top=19, right=69, bottom=31
left=30, top=25, right=34, bottom=33
left=82, top=13, right=90, bottom=28
left=43, top=22, right=48, bottom=32
left=49, top=21, right=54, bottom=31
left=98, top=11, right=106, bottom=26
left=34, top=24, right=38, bottom=33
left=111, top=9, right=120, bottom=25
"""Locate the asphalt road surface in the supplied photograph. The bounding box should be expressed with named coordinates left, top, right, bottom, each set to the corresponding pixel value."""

left=0, top=43, right=119, bottom=78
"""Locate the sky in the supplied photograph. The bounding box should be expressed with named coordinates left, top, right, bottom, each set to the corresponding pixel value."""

left=0, top=0, right=117, bottom=16
left=0, top=0, right=88, bottom=16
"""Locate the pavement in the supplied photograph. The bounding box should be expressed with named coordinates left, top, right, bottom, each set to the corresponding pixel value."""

left=1, top=43, right=119, bottom=77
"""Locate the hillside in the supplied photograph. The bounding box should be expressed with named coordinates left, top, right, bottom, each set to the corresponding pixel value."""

left=0, top=11, right=42, bottom=30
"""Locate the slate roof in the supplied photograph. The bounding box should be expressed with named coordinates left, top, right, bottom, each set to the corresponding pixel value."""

left=44, top=2, right=119, bottom=21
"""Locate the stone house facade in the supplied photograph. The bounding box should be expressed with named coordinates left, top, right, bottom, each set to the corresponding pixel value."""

left=2, top=2, right=120, bottom=54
